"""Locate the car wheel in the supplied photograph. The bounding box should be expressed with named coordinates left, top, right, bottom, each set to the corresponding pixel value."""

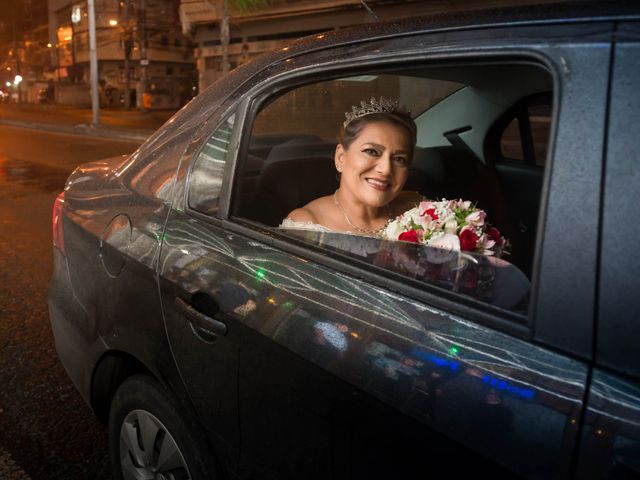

left=109, top=374, right=216, bottom=480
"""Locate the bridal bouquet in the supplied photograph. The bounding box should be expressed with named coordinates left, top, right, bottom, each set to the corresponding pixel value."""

left=383, top=199, right=508, bottom=256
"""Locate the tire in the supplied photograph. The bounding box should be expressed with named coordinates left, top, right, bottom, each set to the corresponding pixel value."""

left=108, top=374, right=218, bottom=480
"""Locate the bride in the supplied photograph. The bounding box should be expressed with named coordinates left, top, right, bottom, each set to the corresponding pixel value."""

left=280, top=97, right=422, bottom=236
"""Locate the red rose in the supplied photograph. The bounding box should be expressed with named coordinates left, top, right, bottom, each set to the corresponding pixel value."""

left=399, top=230, right=419, bottom=243
left=421, top=208, right=439, bottom=220
left=486, top=227, right=500, bottom=241
left=459, top=229, right=479, bottom=252
left=486, top=226, right=503, bottom=246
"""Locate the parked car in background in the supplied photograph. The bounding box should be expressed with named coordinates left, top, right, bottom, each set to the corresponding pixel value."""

left=48, top=2, right=640, bottom=479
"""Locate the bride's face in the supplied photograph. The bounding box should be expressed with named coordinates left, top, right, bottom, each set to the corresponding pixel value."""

left=335, top=120, right=412, bottom=208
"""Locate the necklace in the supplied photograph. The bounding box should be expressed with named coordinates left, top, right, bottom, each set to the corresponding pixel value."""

left=333, top=190, right=390, bottom=237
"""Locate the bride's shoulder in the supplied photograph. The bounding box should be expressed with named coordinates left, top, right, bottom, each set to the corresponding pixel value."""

left=286, top=195, right=333, bottom=223
left=287, top=207, right=317, bottom=223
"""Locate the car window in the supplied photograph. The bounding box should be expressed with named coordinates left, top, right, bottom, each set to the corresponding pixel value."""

left=118, top=121, right=202, bottom=202
left=252, top=74, right=461, bottom=141
left=230, top=63, right=553, bottom=317
left=499, top=94, right=552, bottom=167
left=188, top=113, right=236, bottom=215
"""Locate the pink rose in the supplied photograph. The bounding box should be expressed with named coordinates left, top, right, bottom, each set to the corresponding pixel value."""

left=465, top=210, right=486, bottom=227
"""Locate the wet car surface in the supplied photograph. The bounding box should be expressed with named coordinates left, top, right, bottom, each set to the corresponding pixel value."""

left=48, top=3, right=640, bottom=479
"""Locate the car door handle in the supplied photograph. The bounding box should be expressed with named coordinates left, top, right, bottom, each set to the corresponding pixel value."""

left=175, top=297, right=228, bottom=337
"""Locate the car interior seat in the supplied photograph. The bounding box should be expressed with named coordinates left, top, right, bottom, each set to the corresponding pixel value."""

left=236, top=157, right=339, bottom=227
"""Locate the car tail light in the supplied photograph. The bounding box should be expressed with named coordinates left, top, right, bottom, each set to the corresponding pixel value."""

left=52, top=192, right=66, bottom=255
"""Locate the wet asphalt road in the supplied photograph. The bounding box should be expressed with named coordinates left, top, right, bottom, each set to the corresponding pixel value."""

left=0, top=125, right=141, bottom=480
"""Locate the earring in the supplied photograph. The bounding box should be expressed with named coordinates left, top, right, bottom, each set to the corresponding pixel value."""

left=336, top=165, right=342, bottom=172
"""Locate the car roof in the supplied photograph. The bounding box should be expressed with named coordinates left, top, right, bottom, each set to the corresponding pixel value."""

left=284, top=0, right=640, bottom=59
left=201, top=1, right=636, bottom=93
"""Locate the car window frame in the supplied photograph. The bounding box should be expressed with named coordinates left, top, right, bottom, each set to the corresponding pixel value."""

left=178, top=22, right=612, bottom=359
left=224, top=52, right=558, bottom=338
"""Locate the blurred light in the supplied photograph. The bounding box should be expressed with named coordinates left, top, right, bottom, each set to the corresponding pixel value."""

left=109, top=19, right=118, bottom=26
left=47, top=43, right=52, bottom=48
left=267, top=297, right=277, bottom=305
left=449, top=346, right=459, bottom=355
left=64, top=35, right=72, bottom=41
left=255, top=268, right=266, bottom=281
left=5, top=82, right=11, bottom=88
left=71, top=6, right=81, bottom=23
left=13, top=75, right=23, bottom=85
left=350, top=332, right=360, bottom=339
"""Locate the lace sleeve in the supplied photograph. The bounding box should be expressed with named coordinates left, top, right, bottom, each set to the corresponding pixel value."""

left=279, top=218, right=333, bottom=232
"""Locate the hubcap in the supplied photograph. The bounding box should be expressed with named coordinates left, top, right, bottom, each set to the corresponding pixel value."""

left=119, top=409, right=191, bottom=480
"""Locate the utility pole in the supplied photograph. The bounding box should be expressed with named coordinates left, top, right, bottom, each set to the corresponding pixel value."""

left=88, top=0, right=99, bottom=125
left=12, top=18, right=22, bottom=104
left=123, top=0, right=132, bottom=109
left=139, top=0, right=148, bottom=112
left=221, top=0, right=229, bottom=75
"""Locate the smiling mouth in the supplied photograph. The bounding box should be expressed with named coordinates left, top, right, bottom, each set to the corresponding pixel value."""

left=365, top=178, right=391, bottom=190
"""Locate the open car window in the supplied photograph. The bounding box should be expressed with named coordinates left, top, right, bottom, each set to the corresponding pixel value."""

left=230, top=62, right=553, bottom=318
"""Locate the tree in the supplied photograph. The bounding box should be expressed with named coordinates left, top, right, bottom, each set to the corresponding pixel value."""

left=209, top=0, right=268, bottom=75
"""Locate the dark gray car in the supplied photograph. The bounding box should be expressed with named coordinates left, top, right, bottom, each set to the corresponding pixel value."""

left=48, top=3, right=640, bottom=479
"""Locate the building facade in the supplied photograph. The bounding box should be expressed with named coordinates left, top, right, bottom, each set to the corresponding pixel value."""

left=0, top=0, right=50, bottom=103
left=178, top=0, right=566, bottom=93
left=48, top=0, right=197, bottom=108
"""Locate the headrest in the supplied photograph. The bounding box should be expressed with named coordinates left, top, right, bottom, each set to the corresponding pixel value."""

left=257, top=158, right=338, bottom=225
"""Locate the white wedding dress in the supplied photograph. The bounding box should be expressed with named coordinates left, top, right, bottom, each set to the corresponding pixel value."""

left=279, top=218, right=333, bottom=232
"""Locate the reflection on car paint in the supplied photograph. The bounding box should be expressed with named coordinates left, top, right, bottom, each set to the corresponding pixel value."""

left=578, top=370, right=640, bottom=478
left=161, top=217, right=587, bottom=475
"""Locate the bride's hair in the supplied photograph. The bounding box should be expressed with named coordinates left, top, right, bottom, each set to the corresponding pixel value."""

left=338, top=110, right=417, bottom=156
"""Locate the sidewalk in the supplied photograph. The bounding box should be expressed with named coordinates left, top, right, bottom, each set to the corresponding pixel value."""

left=0, top=102, right=177, bottom=142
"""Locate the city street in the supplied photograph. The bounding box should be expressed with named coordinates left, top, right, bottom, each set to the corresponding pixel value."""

left=0, top=125, right=141, bottom=479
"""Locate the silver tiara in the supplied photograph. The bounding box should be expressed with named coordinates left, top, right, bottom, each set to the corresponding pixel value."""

left=343, top=97, right=410, bottom=128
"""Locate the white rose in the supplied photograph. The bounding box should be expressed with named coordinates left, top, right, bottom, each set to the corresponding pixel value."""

left=384, top=220, right=404, bottom=240
left=427, top=232, right=460, bottom=252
